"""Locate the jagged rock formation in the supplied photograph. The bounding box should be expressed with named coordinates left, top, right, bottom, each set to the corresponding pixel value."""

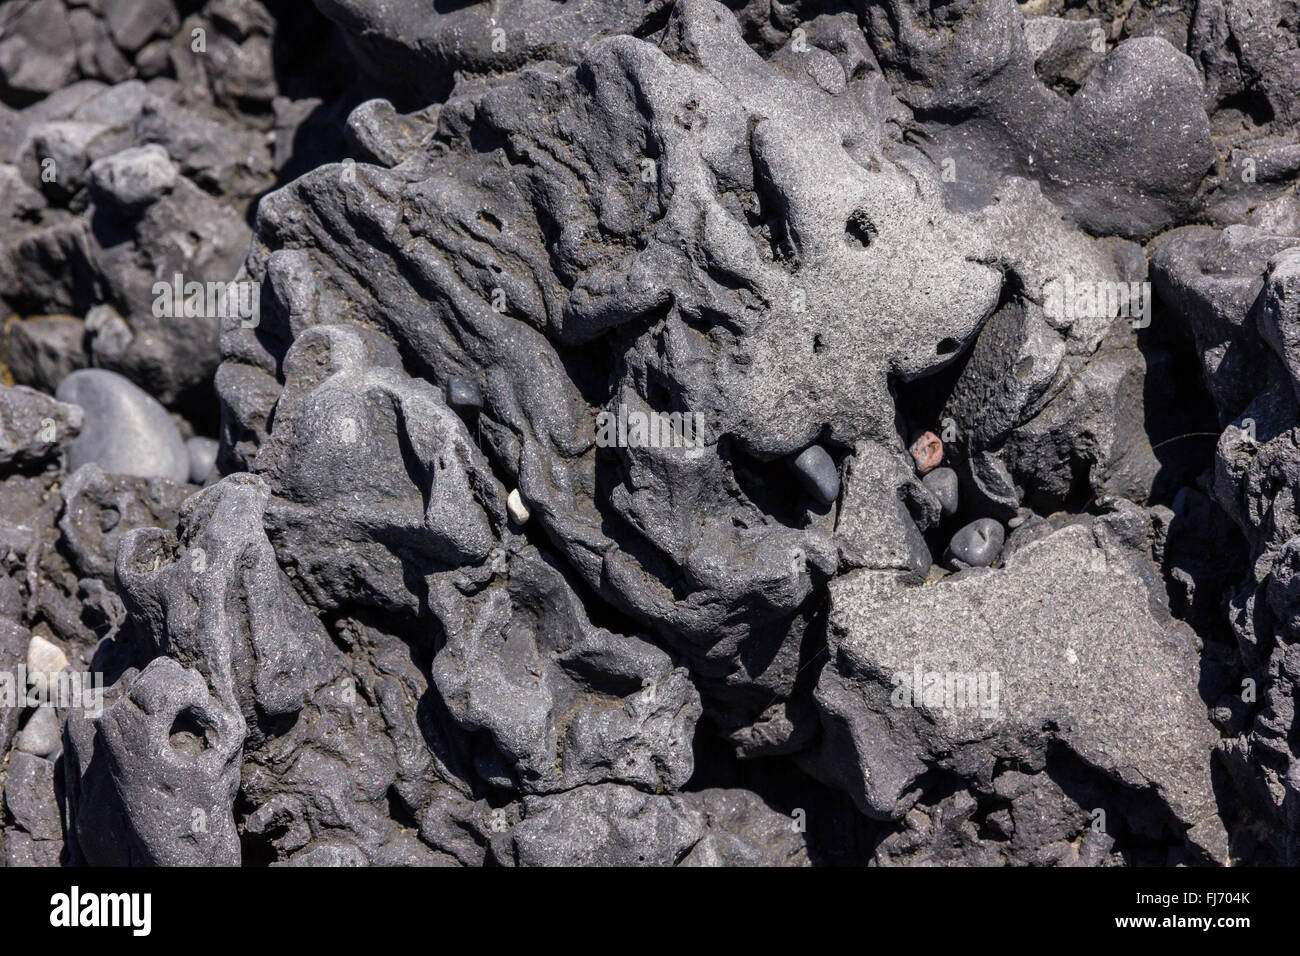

left=0, top=0, right=1298, bottom=867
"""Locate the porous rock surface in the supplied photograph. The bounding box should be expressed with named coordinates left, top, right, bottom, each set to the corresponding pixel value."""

left=0, top=0, right=1297, bottom=867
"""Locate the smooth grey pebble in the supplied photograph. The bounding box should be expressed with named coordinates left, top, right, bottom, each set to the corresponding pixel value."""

left=923, top=466, right=959, bottom=517
left=945, top=517, right=1004, bottom=568
left=56, top=369, right=189, bottom=482
left=791, top=444, right=840, bottom=506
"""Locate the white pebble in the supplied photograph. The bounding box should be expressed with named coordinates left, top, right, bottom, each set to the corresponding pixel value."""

left=507, top=488, right=531, bottom=525
left=26, top=634, right=69, bottom=684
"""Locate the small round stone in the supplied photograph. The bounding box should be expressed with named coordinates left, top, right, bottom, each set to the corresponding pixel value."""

left=26, top=634, right=69, bottom=705
left=790, top=444, right=840, bottom=506
left=26, top=634, right=68, bottom=684
left=909, top=431, right=944, bottom=475
left=56, top=369, right=189, bottom=482
left=186, top=436, right=219, bottom=485
left=507, top=488, right=531, bottom=525
left=922, top=466, right=959, bottom=517
left=945, top=518, right=1005, bottom=568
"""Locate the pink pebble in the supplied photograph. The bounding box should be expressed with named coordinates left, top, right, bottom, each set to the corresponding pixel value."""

left=909, top=431, right=943, bottom=474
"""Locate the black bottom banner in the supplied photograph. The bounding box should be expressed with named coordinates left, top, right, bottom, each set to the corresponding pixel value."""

left=0, top=864, right=1281, bottom=944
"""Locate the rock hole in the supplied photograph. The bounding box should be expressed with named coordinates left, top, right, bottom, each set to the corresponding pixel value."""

left=169, top=707, right=213, bottom=756
left=845, top=210, right=877, bottom=249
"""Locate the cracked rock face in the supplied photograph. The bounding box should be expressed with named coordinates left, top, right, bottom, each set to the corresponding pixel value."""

left=1, top=0, right=1299, bottom=869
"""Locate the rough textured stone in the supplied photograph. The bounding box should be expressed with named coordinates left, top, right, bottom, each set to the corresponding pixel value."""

left=866, top=1, right=1214, bottom=238
left=0, top=383, right=82, bottom=470
left=1, top=0, right=1297, bottom=871
left=232, top=0, right=1126, bottom=751
left=0, top=0, right=77, bottom=100
left=430, top=547, right=701, bottom=794
left=4, top=752, right=62, bottom=848
left=57, top=461, right=192, bottom=581
left=86, top=143, right=178, bottom=210
left=909, top=432, right=943, bottom=475
left=809, top=517, right=1229, bottom=862
left=488, top=783, right=809, bottom=867
left=4, top=315, right=88, bottom=393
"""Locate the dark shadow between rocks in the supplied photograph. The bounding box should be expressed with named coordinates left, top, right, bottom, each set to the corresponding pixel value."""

left=1138, top=295, right=1224, bottom=506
